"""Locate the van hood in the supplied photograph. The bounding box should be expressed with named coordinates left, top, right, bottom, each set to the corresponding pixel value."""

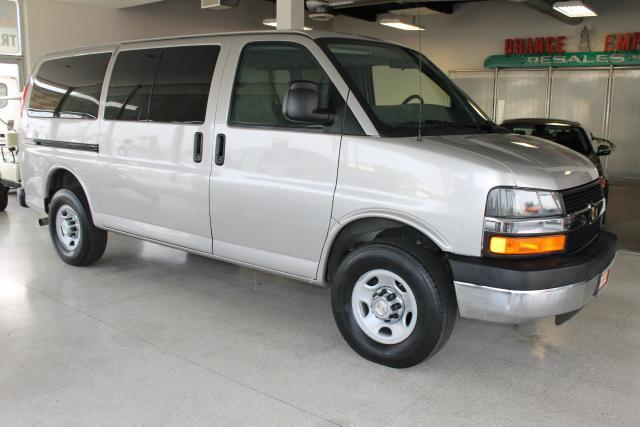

left=428, top=132, right=599, bottom=190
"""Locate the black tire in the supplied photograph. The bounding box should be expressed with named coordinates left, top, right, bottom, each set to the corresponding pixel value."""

left=17, top=187, right=27, bottom=208
left=332, top=242, right=456, bottom=368
left=48, top=188, right=107, bottom=266
left=0, top=184, right=8, bottom=212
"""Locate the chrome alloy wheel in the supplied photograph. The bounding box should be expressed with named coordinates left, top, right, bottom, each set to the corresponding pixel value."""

left=351, top=269, right=418, bottom=345
left=55, top=204, right=81, bottom=251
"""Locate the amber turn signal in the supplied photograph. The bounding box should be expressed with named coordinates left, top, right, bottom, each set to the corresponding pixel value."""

left=489, top=235, right=566, bottom=255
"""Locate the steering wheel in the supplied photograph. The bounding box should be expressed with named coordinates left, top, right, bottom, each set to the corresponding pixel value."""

left=402, top=94, right=424, bottom=104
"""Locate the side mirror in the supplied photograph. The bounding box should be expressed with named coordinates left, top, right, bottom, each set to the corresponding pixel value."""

left=596, top=144, right=612, bottom=156
left=283, top=80, right=334, bottom=125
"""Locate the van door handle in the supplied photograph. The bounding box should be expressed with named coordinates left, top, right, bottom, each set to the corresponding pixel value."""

left=215, top=134, right=225, bottom=166
left=193, top=132, right=203, bottom=163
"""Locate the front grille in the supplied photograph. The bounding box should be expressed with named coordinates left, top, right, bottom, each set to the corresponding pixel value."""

left=561, top=180, right=605, bottom=254
left=561, top=180, right=604, bottom=213
left=566, top=220, right=601, bottom=254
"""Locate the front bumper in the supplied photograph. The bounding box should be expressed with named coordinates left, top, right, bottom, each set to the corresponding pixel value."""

left=449, top=231, right=617, bottom=324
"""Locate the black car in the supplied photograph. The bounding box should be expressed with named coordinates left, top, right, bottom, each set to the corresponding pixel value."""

left=501, top=118, right=613, bottom=198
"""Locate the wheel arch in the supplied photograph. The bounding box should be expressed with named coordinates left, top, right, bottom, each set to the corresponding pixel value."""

left=44, top=165, right=95, bottom=215
left=320, top=212, right=451, bottom=284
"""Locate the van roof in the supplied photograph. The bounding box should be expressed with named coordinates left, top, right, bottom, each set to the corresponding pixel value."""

left=40, top=30, right=380, bottom=57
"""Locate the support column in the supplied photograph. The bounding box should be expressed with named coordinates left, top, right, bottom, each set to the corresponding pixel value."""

left=277, top=0, right=304, bottom=30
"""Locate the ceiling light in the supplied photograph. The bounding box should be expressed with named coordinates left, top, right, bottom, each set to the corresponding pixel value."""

left=553, top=1, right=597, bottom=18
left=262, top=18, right=313, bottom=31
left=379, top=18, right=424, bottom=31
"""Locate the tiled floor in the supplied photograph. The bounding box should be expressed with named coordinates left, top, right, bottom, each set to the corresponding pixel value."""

left=1, top=194, right=639, bottom=426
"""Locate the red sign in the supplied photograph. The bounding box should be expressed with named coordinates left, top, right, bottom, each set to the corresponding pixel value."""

left=604, top=32, right=640, bottom=52
left=505, top=36, right=567, bottom=56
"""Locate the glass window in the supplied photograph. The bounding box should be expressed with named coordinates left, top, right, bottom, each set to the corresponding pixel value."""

left=105, top=45, right=219, bottom=123
left=320, top=40, right=482, bottom=137
left=372, top=65, right=450, bottom=107
left=28, top=53, right=112, bottom=119
left=104, top=48, right=160, bottom=121
left=505, top=124, right=592, bottom=155
left=229, top=43, right=336, bottom=128
left=149, top=45, right=220, bottom=123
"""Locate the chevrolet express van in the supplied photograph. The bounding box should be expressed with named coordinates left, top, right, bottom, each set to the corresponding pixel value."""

left=20, top=31, right=617, bottom=368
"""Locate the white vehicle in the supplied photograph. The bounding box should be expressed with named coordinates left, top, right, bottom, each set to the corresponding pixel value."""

left=19, top=31, right=617, bottom=367
left=0, top=68, right=22, bottom=211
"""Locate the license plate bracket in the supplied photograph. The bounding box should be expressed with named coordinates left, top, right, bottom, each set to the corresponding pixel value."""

left=594, top=263, right=613, bottom=296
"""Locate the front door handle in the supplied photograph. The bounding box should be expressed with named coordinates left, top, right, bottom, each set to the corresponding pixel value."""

left=215, top=134, right=225, bottom=166
left=193, top=132, right=203, bottom=163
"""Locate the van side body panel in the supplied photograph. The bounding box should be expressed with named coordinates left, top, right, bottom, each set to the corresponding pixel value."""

left=330, top=134, right=517, bottom=258
left=21, top=47, right=117, bottom=215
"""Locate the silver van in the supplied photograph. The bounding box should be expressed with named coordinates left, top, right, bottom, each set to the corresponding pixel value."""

left=19, top=31, right=617, bottom=367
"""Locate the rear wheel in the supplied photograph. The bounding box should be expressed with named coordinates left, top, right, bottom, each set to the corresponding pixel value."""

left=48, top=189, right=107, bottom=266
left=0, top=184, right=8, bottom=211
left=332, top=242, right=456, bottom=368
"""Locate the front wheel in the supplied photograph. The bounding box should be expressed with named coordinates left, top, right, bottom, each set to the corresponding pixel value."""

left=332, top=242, right=456, bottom=368
left=0, top=184, right=8, bottom=211
left=48, top=189, right=107, bottom=266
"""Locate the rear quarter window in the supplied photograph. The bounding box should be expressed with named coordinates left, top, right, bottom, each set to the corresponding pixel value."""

left=28, top=53, right=112, bottom=119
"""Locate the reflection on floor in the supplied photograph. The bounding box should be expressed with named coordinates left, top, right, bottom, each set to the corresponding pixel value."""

left=1, top=195, right=639, bottom=425
left=605, top=183, right=640, bottom=252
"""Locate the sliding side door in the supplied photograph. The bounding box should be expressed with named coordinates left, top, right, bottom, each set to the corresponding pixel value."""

left=93, top=39, right=228, bottom=253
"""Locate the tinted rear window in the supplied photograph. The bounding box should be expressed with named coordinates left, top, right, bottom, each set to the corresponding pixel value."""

left=105, top=45, right=220, bottom=123
left=506, top=124, right=592, bottom=155
left=29, top=53, right=112, bottom=119
left=104, top=49, right=161, bottom=121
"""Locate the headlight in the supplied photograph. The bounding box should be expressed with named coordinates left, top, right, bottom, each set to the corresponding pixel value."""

left=484, top=187, right=566, bottom=256
left=485, top=188, right=564, bottom=218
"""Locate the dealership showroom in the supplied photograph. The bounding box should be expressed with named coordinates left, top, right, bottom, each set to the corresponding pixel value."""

left=1, top=0, right=640, bottom=424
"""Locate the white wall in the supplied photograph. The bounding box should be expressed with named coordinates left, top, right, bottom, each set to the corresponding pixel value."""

left=21, top=0, right=640, bottom=74
left=332, top=0, right=640, bottom=73
left=21, top=0, right=329, bottom=73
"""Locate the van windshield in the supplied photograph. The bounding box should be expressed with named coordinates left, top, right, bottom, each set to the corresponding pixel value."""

left=318, top=39, right=491, bottom=137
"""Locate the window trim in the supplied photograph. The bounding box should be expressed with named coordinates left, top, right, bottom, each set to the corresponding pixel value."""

left=102, top=44, right=221, bottom=124
left=226, top=40, right=345, bottom=134
left=27, top=52, right=112, bottom=121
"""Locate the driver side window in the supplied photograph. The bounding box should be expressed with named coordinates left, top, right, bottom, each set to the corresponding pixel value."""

left=229, top=42, right=336, bottom=128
